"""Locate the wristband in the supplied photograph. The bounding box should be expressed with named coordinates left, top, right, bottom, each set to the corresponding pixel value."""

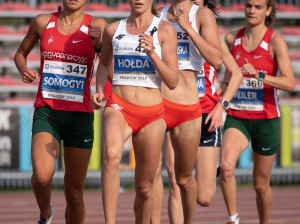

left=94, top=43, right=102, bottom=53
left=221, top=81, right=229, bottom=86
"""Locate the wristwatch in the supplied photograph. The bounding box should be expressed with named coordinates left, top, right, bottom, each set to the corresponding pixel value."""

left=219, top=99, right=230, bottom=110
left=257, top=71, right=265, bottom=82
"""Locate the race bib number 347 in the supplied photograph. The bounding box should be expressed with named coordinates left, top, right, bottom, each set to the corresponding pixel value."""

left=41, top=60, right=87, bottom=102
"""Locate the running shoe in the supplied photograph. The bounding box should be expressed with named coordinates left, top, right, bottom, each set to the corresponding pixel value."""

left=227, top=216, right=240, bottom=224
left=37, top=206, right=55, bottom=224
left=216, top=162, right=221, bottom=177
left=227, top=219, right=239, bottom=224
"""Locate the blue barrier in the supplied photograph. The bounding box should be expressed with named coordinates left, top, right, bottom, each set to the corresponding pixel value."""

left=19, top=106, right=32, bottom=171
left=239, top=143, right=253, bottom=168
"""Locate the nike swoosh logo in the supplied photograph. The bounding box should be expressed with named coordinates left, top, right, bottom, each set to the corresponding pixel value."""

left=254, top=56, right=262, bottom=59
left=262, top=147, right=271, bottom=151
left=203, top=139, right=213, bottom=144
left=72, top=40, right=83, bottom=44
left=84, top=139, right=92, bottom=142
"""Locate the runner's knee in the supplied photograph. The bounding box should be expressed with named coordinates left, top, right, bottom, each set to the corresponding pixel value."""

left=31, top=171, right=53, bottom=188
left=197, top=187, right=215, bottom=207
left=220, top=160, right=235, bottom=178
left=102, top=146, right=122, bottom=169
left=254, top=179, right=270, bottom=195
left=176, top=175, right=193, bottom=190
left=65, top=187, right=83, bottom=206
left=135, top=181, right=153, bottom=201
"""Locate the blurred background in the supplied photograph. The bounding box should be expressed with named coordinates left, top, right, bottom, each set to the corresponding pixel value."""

left=0, top=0, right=300, bottom=189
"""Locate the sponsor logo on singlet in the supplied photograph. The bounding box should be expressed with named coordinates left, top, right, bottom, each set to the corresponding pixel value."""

left=114, top=46, right=134, bottom=51
left=149, top=26, right=157, bottom=35
left=116, top=34, right=126, bottom=40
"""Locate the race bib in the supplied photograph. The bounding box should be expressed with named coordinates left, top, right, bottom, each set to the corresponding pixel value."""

left=177, top=31, right=192, bottom=68
left=197, top=67, right=205, bottom=98
left=41, top=60, right=87, bottom=102
left=230, top=77, right=264, bottom=111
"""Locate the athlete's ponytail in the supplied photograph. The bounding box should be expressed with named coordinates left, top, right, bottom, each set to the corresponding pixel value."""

left=151, top=3, right=158, bottom=16
left=265, top=0, right=276, bottom=26
left=192, top=0, right=220, bottom=15
left=203, top=0, right=220, bottom=15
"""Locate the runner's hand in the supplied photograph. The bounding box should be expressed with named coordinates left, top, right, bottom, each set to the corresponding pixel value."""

left=139, top=33, right=156, bottom=58
left=21, top=69, right=39, bottom=84
left=206, top=103, right=224, bottom=132
left=173, top=7, right=190, bottom=31
left=92, top=92, right=105, bottom=110
left=243, top=58, right=259, bottom=79
left=88, top=24, right=102, bottom=47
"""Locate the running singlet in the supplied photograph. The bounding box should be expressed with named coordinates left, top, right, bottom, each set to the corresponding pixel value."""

left=197, top=61, right=219, bottom=113
left=112, top=16, right=162, bottom=89
left=160, top=5, right=202, bottom=71
left=35, top=11, right=96, bottom=112
left=227, top=28, right=280, bottom=119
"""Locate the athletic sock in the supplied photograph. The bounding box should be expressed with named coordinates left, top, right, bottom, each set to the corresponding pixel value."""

left=228, top=213, right=239, bottom=221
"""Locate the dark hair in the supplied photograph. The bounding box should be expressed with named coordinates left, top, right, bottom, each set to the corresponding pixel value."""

left=58, top=5, right=62, bottom=12
left=151, top=3, right=158, bottom=16
left=265, top=0, right=276, bottom=26
left=203, top=0, right=219, bottom=15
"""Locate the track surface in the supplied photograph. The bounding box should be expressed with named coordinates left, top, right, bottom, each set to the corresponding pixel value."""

left=0, top=186, right=300, bottom=224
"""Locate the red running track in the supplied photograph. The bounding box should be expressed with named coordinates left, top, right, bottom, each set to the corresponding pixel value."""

left=0, top=186, right=299, bottom=224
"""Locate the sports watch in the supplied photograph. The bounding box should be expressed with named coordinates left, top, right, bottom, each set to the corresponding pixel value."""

left=258, top=71, right=265, bottom=82
left=219, top=99, right=230, bottom=110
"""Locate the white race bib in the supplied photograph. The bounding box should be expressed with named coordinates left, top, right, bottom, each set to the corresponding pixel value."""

left=41, top=60, right=87, bottom=102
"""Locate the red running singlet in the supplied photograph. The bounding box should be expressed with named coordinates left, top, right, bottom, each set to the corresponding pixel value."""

left=227, top=27, right=280, bottom=119
left=197, top=61, right=219, bottom=113
left=35, top=11, right=97, bottom=112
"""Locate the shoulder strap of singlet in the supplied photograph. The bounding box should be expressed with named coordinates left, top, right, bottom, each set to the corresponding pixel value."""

left=236, top=27, right=246, bottom=39
left=259, top=28, right=274, bottom=51
left=160, top=6, right=170, bottom=20
left=190, top=4, right=199, bottom=15
left=83, top=14, right=93, bottom=25
left=44, top=11, right=60, bottom=30
left=233, top=27, right=245, bottom=46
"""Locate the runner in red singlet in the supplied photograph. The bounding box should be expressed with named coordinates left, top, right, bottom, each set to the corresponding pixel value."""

left=14, top=1, right=106, bottom=223
left=219, top=0, right=294, bottom=223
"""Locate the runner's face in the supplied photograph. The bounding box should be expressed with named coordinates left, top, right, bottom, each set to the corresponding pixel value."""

left=129, top=0, right=153, bottom=14
left=244, top=0, right=271, bottom=26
